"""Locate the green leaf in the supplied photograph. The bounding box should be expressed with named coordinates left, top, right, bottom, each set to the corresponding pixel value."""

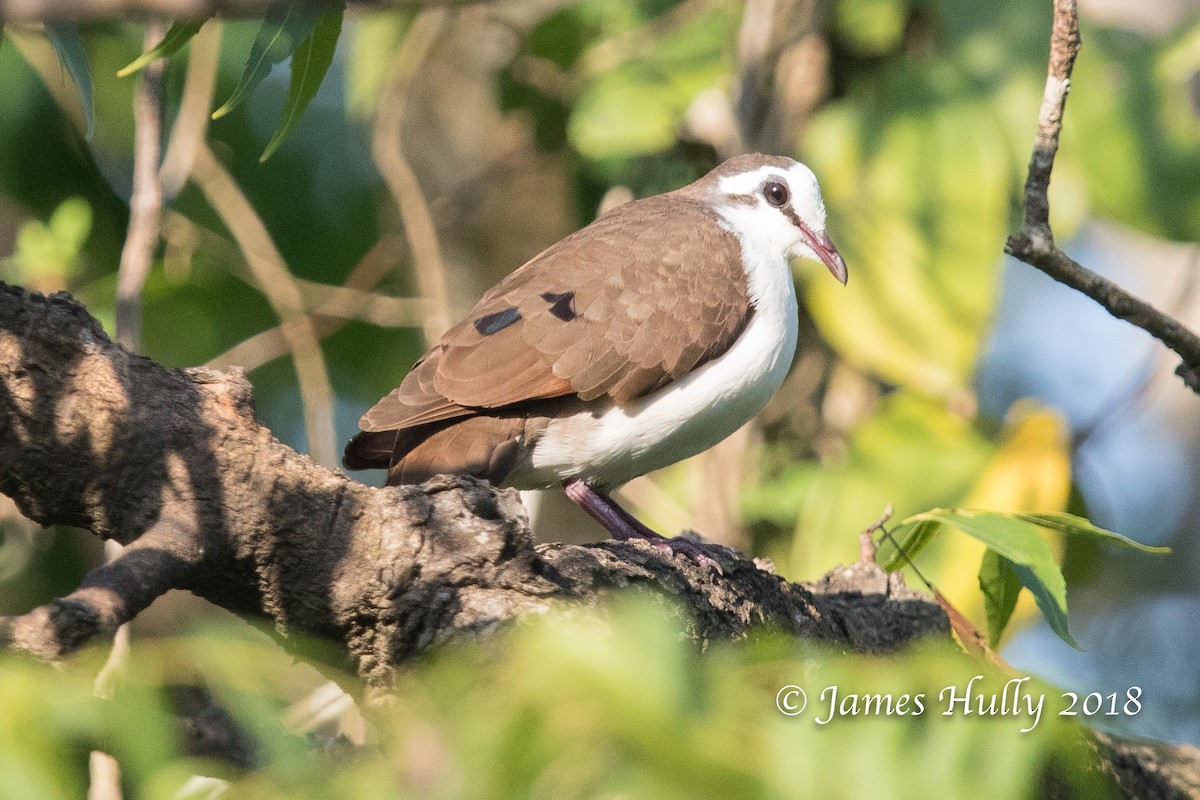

left=835, top=0, right=909, bottom=55
left=45, top=23, right=94, bottom=139
left=878, top=518, right=941, bottom=571
left=907, top=509, right=1079, bottom=649
left=803, top=81, right=1009, bottom=397
left=1007, top=559, right=1078, bottom=650
left=1015, top=512, right=1171, bottom=553
left=569, top=70, right=678, bottom=160
left=783, top=392, right=995, bottom=575
left=212, top=1, right=326, bottom=121
left=978, top=549, right=1022, bottom=647
left=260, top=4, right=343, bottom=162
left=117, top=19, right=206, bottom=78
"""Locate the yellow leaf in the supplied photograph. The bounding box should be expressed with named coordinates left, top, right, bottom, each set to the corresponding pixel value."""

left=965, top=402, right=1070, bottom=513
left=937, top=402, right=1071, bottom=629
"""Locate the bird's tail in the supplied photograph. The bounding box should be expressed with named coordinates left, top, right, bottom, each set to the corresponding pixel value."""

left=343, top=416, right=529, bottom=487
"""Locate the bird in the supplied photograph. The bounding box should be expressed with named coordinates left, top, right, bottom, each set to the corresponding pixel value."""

left=344, top=153, right=847, bottom=568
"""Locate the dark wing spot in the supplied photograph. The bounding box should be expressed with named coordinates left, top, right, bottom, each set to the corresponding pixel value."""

left=540, top=291, right=576, bottom=321
left=474, top=307, right=522, bottom=335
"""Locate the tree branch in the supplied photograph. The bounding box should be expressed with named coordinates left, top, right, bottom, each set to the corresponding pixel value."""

left=0, top=0, right=485, bottom=22
left=1005, top=0, right=1200, bottom=393
left=0, top=282, right=947, bottom=689
left=371, top=8, right=454, bottom=342
left=189, top=143, right=338, bottom=467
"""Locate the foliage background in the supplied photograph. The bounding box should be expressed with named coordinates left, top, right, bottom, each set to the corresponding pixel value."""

left=1, top=0, right=1198, bottom=794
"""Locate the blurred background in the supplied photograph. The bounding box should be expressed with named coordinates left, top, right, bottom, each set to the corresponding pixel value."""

left=2, top=0, right=1200, bottom=773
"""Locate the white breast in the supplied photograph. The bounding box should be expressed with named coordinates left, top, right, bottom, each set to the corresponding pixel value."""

left=513, top=215, right=799, bottom=491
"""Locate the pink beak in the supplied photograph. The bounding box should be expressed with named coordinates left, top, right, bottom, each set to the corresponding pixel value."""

left=802, top=226, right=848, bottom=285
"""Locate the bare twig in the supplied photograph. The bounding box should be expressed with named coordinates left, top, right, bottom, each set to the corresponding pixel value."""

left=208, top=235, right=416, bottom=372
left=858, top=503, right=892, bottom=564
left=114, top=22, right=165, bottom=353
left=372, top=9, right=453, bottom=342
left=0, top=0, right=488, bottom=22
left=159, top=18, right=221, bottom=199
left=1005, top=0, right=1200, bottom=394
left=734, top=0, right=826, bottom=153
left=161, top=210, right=423, bottom=369
left=87, top=751, right=122, bottom=800
left=102, top=20, right=167, bottom=705
left=190, top=142, right=338, bottom=467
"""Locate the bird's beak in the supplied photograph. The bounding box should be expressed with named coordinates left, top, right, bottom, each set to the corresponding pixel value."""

left=802, top=226, right=848, bottom=285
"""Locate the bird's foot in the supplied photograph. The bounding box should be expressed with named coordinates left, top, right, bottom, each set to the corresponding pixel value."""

left=625, top=532, right=735, bottom=575
left=564, top=480, right=733, bottom=573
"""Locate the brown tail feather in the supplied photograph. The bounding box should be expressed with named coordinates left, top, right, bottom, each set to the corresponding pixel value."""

left=381, top=415, right=530, bottom=486
left=343, top=429, right=399, bottom=470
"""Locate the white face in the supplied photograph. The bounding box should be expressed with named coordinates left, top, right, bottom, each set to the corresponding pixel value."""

left=713, top=161, right=846, bottom=284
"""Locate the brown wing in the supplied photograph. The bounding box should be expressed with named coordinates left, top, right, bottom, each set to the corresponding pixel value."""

left=346, top=193, right=752, bottom=469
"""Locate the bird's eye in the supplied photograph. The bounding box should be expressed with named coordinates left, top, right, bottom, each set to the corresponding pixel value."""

left=763, top=181, right=789, bottom=208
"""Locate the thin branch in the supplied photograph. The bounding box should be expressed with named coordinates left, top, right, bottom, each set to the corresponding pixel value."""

left=115, top=21, right=165, bottom=355
left=371, top=8, right=453, bottom=342
left=87, top=751, right=122, bottom=800
left=208, top=235, right=416, bottom=372
left=103, top=20, right=167, bottom=704
left=733, top=0, right=826, bottom=153
left=162, top=210, right=423, bottom=369
left=1005, top=0, right=1200, bottom=393
left=0, top=0, right=488, bottom=22
left=292, top=280, right=427, bottom=328
left=159, top=17, right=221, bottom=200
left=190, top=142, right=339, bottom=467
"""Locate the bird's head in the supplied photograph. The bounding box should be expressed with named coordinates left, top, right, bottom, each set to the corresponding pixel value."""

left=691, top=154, right=848, bottom=285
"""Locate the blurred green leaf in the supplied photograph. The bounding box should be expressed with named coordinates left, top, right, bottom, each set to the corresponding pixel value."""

left=212, top=1, right=326, bottom=121
left=776, top=392, right=994, bottom=574
left=2, top=196, right=92, bottom=289
left=835, top=0, right=910, bottom=55
left=345, top=12, right=410, bottom=116
left=44, top=23, right=94, bottom=139
left=117, top=19, right=206, bottom=78
left=804, top=86, right=1011, bottom=395
left=878, top=518, right=941, bottom=570
left=0, top=595, right=1117, bottom=798
left=261, top=4, right=343, bottom=161
left=979, top=548, right=1022, bottom=647
left=570, top=69, right=678, bottom=159
left=565, top=0, right=734, bottom=160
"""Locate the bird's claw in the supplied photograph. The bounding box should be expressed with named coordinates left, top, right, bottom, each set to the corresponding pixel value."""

left=640, top=535, right=733, bottom=575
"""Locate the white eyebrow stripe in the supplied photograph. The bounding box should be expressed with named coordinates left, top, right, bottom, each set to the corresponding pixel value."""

left=717, top=166, right=785, bottom=195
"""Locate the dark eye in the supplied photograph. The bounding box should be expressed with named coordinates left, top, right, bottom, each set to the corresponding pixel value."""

left=763, top=181, right=789, bottom=207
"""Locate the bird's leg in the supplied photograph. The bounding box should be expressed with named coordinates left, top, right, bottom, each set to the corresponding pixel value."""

left=562, top=480, right=663, bottom=541
left=563, top=480, right=729, bottom=573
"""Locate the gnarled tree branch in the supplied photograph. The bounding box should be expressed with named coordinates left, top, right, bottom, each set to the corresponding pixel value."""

left=0, top=282, right=946, bottom=689
left=1005, top=0, right=1200, bottom=393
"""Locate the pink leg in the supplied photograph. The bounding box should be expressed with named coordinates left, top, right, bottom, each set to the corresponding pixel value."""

left=563, top=480, right=730, bottom=573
